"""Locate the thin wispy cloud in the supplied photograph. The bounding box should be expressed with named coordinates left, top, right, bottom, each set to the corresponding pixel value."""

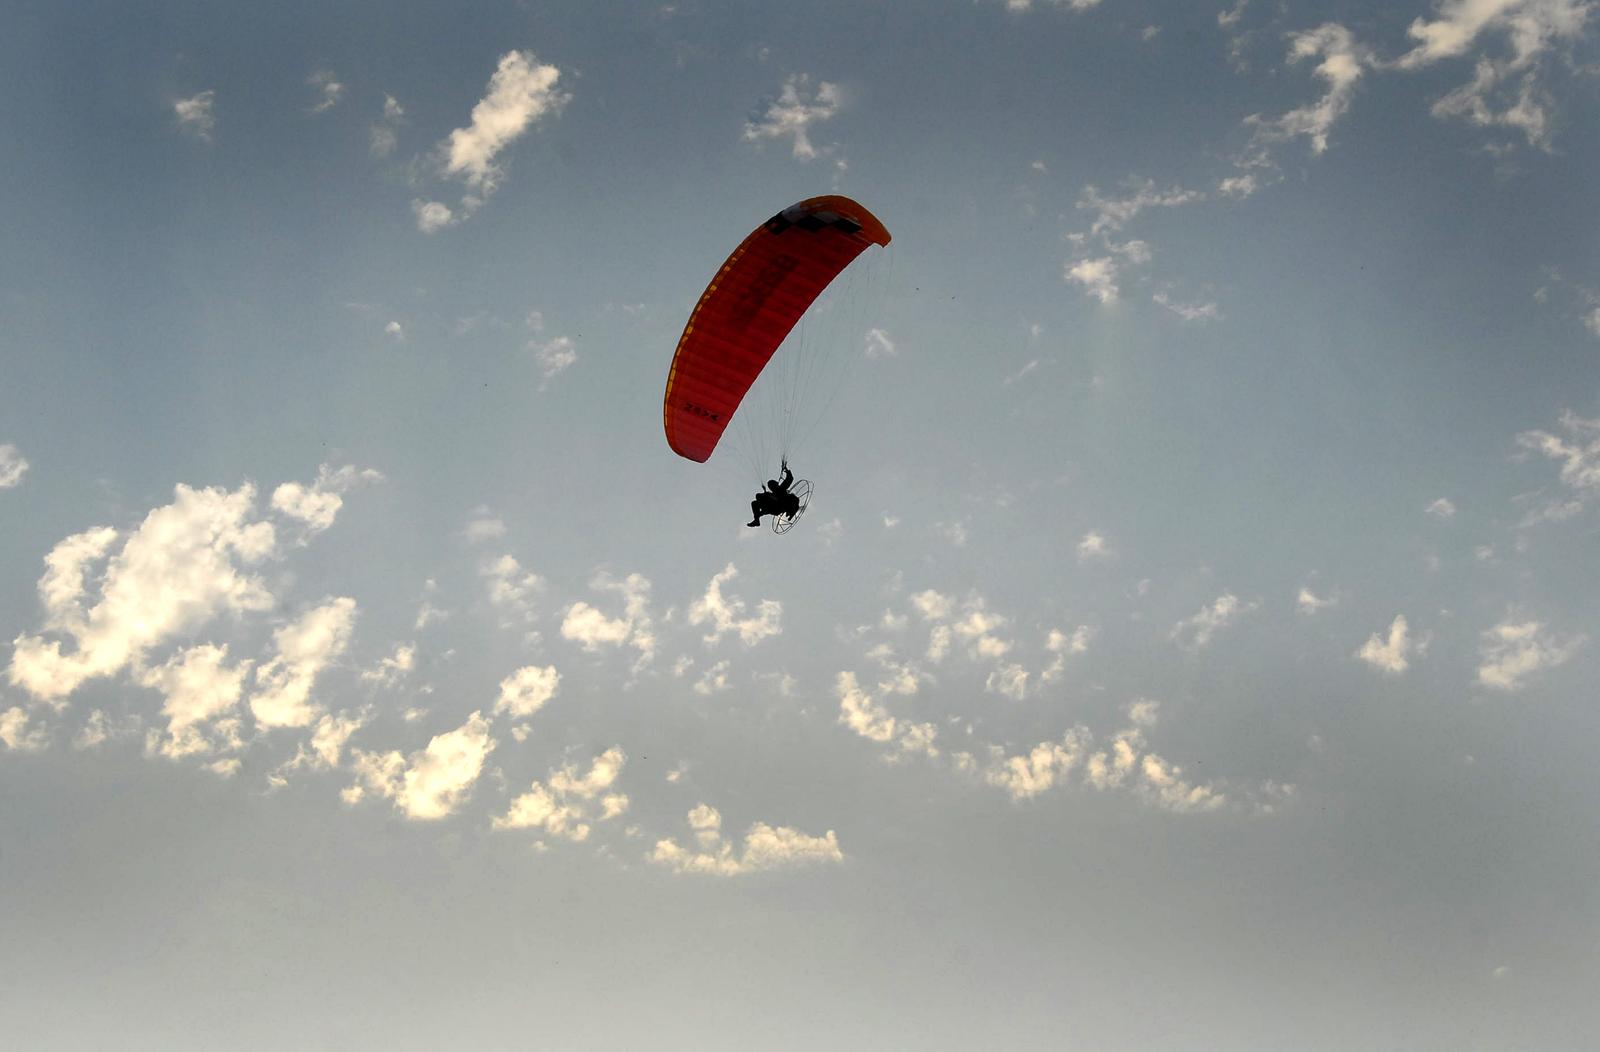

left=173, top=90, right=217, bottom=141
left=0, top=444, right=28, bottom=488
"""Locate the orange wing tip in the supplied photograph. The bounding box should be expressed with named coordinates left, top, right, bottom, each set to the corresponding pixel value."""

left=794, top=194, right=891, bottom=247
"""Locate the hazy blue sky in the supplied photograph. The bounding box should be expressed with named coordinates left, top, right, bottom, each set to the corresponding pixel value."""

left=4, top=1, right=1600, bottom=1047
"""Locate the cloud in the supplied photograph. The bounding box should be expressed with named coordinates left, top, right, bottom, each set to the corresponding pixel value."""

left=985, top=728, right=1092, bottom=799
left=306, top=70, right=343, bottom=115
left=1066, top=257, right=1119, bottom=303
left=1, top=706, right=51, bottom=752
left=983, top=718, right=1228, bottom=813
left=997, top=0, right=1103, bottom=12
left=360, top=644, right=415, bottom=689
left=494, top=747, right=628, bottom=841
left=271, top=463, right=383, bottom=536
left=494, top=664, right=560, bottom=718
left=1426, top=497, right=1458, bottom=519
left=864, top=328, right=896, bottom=359
left=462, top=509, right=507, bottom=543
left=1078, top=181, right=1203, bottom=238
left=688, top=563, right=782, bottom=647
left=1153, top=291, right=1222, bottom=322
left=1217, top=172, right=1259, bottom=198
left=1246, top=24, right=1373, bottom=156
left=250, top=598, right=358, bottom=729
left=1076, top=531, right=1111, bottom=561
left=693, top=659, right=732, bottom=695
left=9, top=484, right=276, bottom=704
left=743, top=74, right=842, bottom=161
left=0, top=444, right=27, bottom=488
left=1395, top=0, right=1590, bottom=148
left=1170, top=593, right=1254, bottom=651
left=441, top=50, right=569, bottom=205
left=412, top=199, right=456, bottom=234
left=836, top=671, right=939, bottom=760
left=268, top=710, right=370, bottom=787
left=141, top=644, right=251, bottom=759
left=560, top=572, right=656, bottom=671
left=1516, top=410, right=1600, bottom=504
left=346, top=711, right=495, bottom=820
left=1297, top=586, right=1338, bottom=614
left=531, top=336, right=577, bottom=388
left=1040, top=626, right=1093, bottom=683
left=481, top=554, right=543, bottom=620
left=650, top=804, right=843, bottom=875
left=1356, top=614, right=1413, bottom=674
left=173, top=90, right=217, bottom=141
left=370, top=95, right=405, bottom=157
left=1476, top=618, right=1582, bottom=690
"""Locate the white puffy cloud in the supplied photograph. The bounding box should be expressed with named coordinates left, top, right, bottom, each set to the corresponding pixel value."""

left=1076, top=531, right=1111, bottom=561
left=360, top=644, right=415, bottom=688
left=174, top=90, right=216, bottom=141
left=531, top=336, right=578, bottom=388
left=141, top=644, right=250, bottom=759
left=561, top=572, right=656, bottom=670
left=743, top=74, right=841, bottom=161
left=1170, top=593, right=1254, bottom=651
left=985, top=729, right=1092, bottom=799
left=1065, top=257, right=1119, bottom=304
left=0, top=444, right=27, bottom=488
left=271, top=463, right=383, bottom=535
left=412, top=199, right=456, bottom=234
left=442, top=50, right=569, bottom=202
left=481, top=554, right=543, bottom=620
left=250, top=598, right=358, bottom=729
left=693, top=659, right=732, bottom=696
left=495, top=664, right=561, bottom=718
left=1426, top=497, right=1458, bottom=519
left=1040, top=626, right=1093, bottom=683
left=1476, top=618, right=1582, bottom=690
left=1396, top=0, right=1589, bottom=148
left=909, top=589, right=954, bottom=622
left=9, top=484, right=276, bottom=704
left=688, top=563, right=782, bottom=647
left=650, top=804, right=843, bottom=875
left=982, top=719, right=1227, bottom=813
left=1356, top=614, right=1413, bottom=674
left=370, top=95, right=404, bottom=157
left=494, top=746, right=628, bottom=842
left=268, top=710, right=370, bottom=787
left=346, top=711, right=495, bottom=820
left=836, top=671, right=939, bottom=760
left=951, top=599, right=1013, bottom=661
left=1, top=706, right=51, bottom=752
left=306, top=70, right=343, bottom=115
left=1297, top=586, right=1338, bottom=614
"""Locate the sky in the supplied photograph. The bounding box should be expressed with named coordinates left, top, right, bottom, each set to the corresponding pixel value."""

left=3, top=0, right=1600, bottom=1047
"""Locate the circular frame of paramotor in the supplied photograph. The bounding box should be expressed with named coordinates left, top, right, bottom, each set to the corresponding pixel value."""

left=772, top=479, right=814, bottom=534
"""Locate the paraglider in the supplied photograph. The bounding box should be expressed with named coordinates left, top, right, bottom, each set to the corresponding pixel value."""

left=662, top=194, right=890, bottom=532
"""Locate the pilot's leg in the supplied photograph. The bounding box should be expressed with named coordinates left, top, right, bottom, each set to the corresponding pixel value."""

left=748, top=499, right=763, bottom=527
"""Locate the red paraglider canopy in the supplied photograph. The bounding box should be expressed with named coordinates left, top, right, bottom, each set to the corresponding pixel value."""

left=663, top=195, right=891, bottom=463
